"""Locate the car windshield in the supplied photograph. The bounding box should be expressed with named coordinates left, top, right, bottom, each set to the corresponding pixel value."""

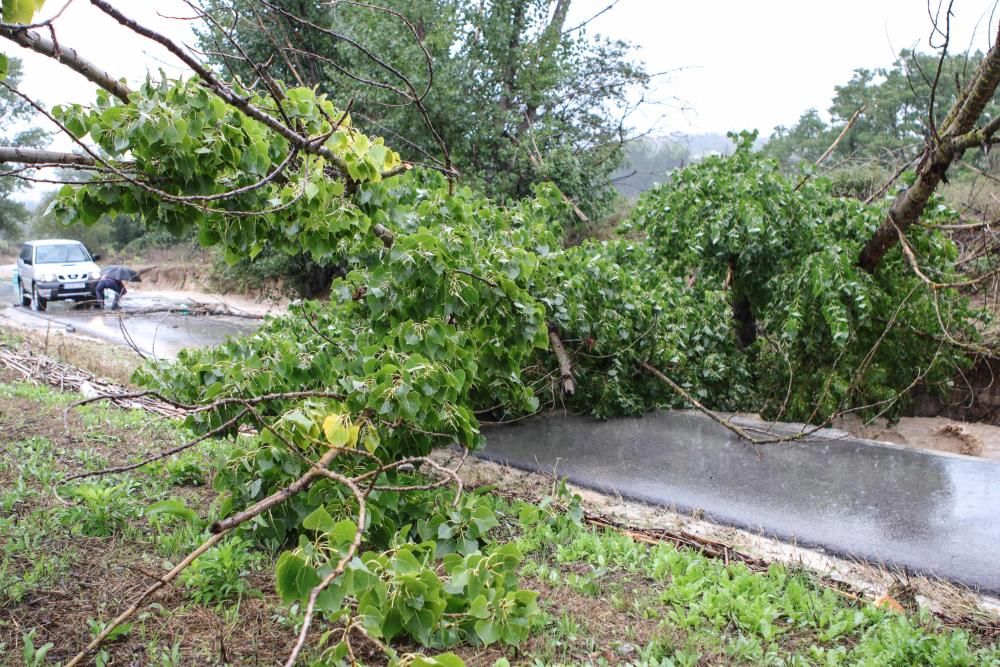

left=34, top=243, right=90, bottom=264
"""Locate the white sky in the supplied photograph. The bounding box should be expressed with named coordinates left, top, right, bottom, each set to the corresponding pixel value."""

left=568, top=0, right=1000, bottom=134
left=5, top=0, right=1000, bottom=202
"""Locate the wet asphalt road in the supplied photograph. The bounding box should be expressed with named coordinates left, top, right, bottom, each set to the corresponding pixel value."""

left=480, top=411, right=1000, bottom=593
left=0, top=274, right=259, bottom=359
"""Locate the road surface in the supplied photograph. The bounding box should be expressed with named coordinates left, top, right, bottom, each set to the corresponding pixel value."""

left=480, top=411, right=1000, bottom=593
left=1, top=269, right=259, bottom=359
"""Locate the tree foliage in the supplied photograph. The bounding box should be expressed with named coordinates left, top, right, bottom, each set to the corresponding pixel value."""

left=0, top=56, right=47, bottom=239
left=631, top=134, right=975, bottom=420
left=195, top=0, right=648, bottom=220
left=765, top=49, right=1000, bottom=169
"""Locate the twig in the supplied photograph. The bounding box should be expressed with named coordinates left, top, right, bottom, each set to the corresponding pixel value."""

left=794, top=104, right=866, bottom=191
left=548, top=326, right=575, bottom=396
left=639, top=361, right=805, bottom=446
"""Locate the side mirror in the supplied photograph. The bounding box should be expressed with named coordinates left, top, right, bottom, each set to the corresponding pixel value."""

left=92, top=253, right=102, bottom=261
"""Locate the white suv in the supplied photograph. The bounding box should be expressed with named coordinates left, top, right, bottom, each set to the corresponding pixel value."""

left=16, top=239, right=101, bottom=311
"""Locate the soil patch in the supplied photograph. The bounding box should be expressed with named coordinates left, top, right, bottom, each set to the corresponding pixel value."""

left=834, top=414, right=1000, bottom=460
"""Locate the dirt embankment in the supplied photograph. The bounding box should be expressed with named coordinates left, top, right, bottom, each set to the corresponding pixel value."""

left=834, top=414, right=1000, bottom=461
left=102, top=245, right=286, bottom=303
left=102, top=247, right=289, bottom=313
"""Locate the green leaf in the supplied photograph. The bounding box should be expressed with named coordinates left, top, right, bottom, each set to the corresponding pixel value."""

left=411, top=653, right=465, bottom=667
left=330, top=518, right=359, bottom=546
left=322, top=415, right=354, bottom=447
left=302, top=505, right=337, bottom=533
left=2, top=0, right=46, bottom=24
left=275, top=551, right=321, bottom=604
left=474, top=619, right=501, bottom=645
left=470, top=505, right=498, bottom=534
left=468, top=594, right=489, bottom=619
left=145, top=498, right=200, bottom=524
left=0, top=54, right=8, bottom=80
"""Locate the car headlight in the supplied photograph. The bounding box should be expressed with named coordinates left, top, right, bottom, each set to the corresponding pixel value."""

left=41, top=273, right=56, bottom=282
left=90, top=270, right=100, bottom=279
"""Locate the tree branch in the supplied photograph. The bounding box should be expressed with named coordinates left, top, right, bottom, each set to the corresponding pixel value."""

left=548, top=326, right=575, bottom=396
left=0, top=145, right=97, bottom=166
left=0, top=25, right=131, bottom=102
left=858, top=22, right=1000, bottom=272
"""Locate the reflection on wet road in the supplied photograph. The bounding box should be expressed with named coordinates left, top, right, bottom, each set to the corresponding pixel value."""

left=0, top=276, right=259, bottom=359
left=480, top=411, right=1000, bottom=593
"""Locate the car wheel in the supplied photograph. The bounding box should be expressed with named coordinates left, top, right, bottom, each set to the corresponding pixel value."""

left=17, top=279, right=29, bottom=307
left=30, top=283, right=47, bottom=312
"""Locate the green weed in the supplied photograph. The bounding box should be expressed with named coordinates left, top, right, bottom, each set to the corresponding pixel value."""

left=60, top=479, right=141, bottom=536
left=179, top=536, right=263, bottom=606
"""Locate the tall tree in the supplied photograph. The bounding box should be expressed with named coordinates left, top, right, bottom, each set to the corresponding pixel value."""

left=860, top=33, right=1000, bottom=271
left=765, top=50, right=1000, bottom=169
left=195, top=0, right=649, bottom=220
left=0, top=55, right=47, bottom=238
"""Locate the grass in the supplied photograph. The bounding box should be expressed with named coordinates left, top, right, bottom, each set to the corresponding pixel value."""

left=1, top=376, right=999, bottom=665
left=501, top=497, right=1000, bottom=666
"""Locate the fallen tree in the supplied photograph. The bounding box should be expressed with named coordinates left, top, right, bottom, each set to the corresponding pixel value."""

left=2, top=2, right=1000, bottom=664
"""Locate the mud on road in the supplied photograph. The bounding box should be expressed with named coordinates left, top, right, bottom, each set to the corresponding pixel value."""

left=1, top=264, right=264, bottom=359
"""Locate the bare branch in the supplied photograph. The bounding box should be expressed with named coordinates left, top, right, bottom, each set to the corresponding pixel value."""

left=0, top=145, right=97, bottom=167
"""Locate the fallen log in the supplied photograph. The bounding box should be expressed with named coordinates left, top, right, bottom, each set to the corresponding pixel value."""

left=117, top=302, right=265, bottom=319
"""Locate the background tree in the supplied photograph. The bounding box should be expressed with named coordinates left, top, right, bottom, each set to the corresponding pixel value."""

left=0, top=55, right=47, bottom=239
left=196, top=0, right=649, bottom=221
left=765, top=49, right=1000, bottom=170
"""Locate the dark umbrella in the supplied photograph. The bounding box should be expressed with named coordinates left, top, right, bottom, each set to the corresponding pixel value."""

left=100, top=265, right=142, bottom=282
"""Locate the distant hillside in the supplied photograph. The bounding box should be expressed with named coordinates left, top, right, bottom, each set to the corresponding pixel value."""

left=613, top=133, right=768, bottom=195
left=613, top=133, right=733, bottom=195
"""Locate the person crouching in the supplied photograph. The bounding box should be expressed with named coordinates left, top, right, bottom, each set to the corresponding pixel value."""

left=95, top=276, right=127, bottom=310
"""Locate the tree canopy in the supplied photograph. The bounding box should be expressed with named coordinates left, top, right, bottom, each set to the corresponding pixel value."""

left=765, top=49, right=1000, bottom=169
left=0, top=55, right=47, bottom=238
left=195, top=0, right=649, bottom=221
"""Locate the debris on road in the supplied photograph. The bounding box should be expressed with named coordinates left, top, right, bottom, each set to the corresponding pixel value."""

left=116, top=301, right=264, bottom=319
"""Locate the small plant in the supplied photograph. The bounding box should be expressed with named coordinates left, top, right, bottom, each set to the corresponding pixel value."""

left=21, top=629, right=53, bottom=667
left=75, top=446, right=110, bottom=471
left=179, top=536, right=262, bottom=605
left=87, top=618, right=134, bottom=643
left=61, top=479, right=140, bottom=536
left=153, top=641, right=183, bottom=667
left=163, top=453, right=205, bottom=486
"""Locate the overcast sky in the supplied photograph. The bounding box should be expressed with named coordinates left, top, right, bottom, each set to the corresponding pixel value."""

left=567, top=0, right=1000, bottom=135
left=6, top=0, right=1000, bottom=198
